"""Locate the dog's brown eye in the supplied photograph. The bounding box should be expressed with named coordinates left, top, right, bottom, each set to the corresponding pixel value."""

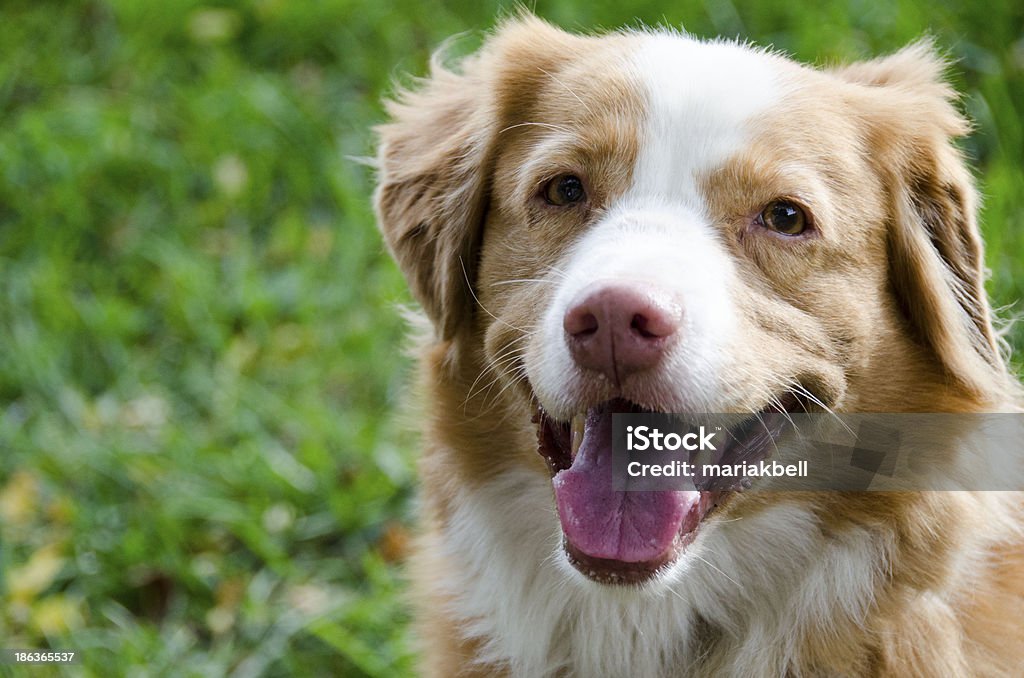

left=760, top=200, right=808, bottom=235
left=544, top=175, right=586, bottom=206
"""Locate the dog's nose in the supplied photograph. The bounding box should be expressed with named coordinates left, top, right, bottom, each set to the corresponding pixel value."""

left=563, top=282, right=681, bottom=382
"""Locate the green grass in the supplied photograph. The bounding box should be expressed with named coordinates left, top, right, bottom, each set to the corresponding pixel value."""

left=0, top=1, right=1021, bottom=675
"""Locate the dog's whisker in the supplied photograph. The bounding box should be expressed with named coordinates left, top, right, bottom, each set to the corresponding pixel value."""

left=483, top=364, right=533, bottom=411
left=463, top=355, right=541, bottom=422
left=536, top=67, right=595, bottom=116
left=785, top=380, right=854, bottom=436
left=498, top=121, right=574, bottom=135
left=490, top=278, right=560, bottom=287
left=459, top=256, right=534, bottom=335
left=463, top=346, right=531, bottom=410
left=541, top=264, right=569, bottom=281
left=464, top=360, right=520, bottom=411
left=692, top=553, right=744, bottom=592
left=461, top=330, right=537, bottom=410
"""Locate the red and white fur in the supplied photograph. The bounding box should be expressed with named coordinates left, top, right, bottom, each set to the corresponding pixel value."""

left=375, top=15, right=1024, bottom=677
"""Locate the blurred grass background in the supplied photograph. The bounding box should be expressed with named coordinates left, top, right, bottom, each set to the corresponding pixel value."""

left=0, top=0, right=1020, bottom=675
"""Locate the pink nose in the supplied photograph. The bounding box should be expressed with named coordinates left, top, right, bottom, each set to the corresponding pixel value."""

left=563, top=282, right=681, bottom=383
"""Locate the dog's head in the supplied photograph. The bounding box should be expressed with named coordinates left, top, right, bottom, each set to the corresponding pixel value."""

left=375, top=16, right=1014, bottom=584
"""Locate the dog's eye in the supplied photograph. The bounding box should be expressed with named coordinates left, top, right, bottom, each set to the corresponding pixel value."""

left=760, top=200, right=808, bottom=236
left=544, top=175, right=586, bottom=206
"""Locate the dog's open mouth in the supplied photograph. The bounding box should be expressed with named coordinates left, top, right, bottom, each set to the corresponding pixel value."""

left=535, top=396, right=799, bottom=585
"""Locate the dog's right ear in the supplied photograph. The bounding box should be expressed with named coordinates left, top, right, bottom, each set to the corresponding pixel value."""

left=375, top=14, right=573, bottom=341
left=374, top=48, right=494, bottom=341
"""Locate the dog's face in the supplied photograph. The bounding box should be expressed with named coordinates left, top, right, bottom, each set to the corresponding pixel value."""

left=376, top=17, right=1008, bottom=587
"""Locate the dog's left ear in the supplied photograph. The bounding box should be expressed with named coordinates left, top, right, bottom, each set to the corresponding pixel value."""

left=834, top=43, right=1006, bottom=397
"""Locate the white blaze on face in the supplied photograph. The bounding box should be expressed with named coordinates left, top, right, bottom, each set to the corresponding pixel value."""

left=528, top=33, right=786, bottom=418
left=629, top=33, right=783, bottom=206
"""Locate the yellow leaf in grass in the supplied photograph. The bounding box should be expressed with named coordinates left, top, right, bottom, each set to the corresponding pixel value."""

left=7, top=544, right=65, bottom=604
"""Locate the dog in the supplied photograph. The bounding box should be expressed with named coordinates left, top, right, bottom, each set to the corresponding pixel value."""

left=373, top=14, right=1024, bottom=677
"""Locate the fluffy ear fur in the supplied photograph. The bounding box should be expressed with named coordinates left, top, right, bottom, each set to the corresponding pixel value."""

left=374, top=49, right=495, bottom=340
left=374, top=15, right=571, bottom=341
left=836, top=42, right=1009, bottom=399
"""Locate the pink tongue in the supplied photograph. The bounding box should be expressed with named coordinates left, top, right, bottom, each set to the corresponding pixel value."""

left=552, top=406, right=697, bottom=563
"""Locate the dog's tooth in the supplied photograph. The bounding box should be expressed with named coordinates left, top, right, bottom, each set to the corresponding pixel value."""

left=571, top=413, right=585, bottom=459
